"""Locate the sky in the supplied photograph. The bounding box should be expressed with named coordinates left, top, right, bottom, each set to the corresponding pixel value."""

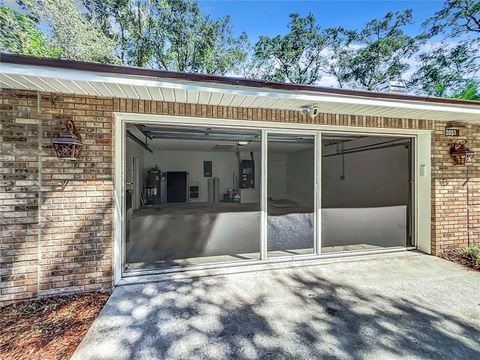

left=198, top=0, right=444, bottom=40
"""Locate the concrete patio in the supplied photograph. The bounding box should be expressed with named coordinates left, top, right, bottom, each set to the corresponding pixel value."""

left=72, top=252, right=480, bottom=359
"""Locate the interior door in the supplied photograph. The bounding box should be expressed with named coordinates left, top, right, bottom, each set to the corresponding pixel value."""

left=167, top=171, right=188, bottom=203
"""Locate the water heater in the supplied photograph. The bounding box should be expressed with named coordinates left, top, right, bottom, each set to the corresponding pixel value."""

left=146, top=166, right=163, bottom=205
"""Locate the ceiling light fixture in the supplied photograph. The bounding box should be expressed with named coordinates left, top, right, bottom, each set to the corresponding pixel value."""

left=237, top=140, right=250, bottom=146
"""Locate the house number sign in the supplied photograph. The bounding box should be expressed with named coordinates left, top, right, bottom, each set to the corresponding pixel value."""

left=445, top=128, right=460, bottom=137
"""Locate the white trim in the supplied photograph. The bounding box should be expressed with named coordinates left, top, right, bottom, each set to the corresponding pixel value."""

left=416, top=132, right=432, bottom=253
left=265, top=130, right=318, bottom=256
left=260, top=130, right=268, bottom=260
left=113, top=114, right=123, bottom=285
left=315, top=133, right=322, bottom=255
left=2, top=62, right=480, bottom=116
left=121, top=247, right=417, bottom=282
left=113, top=112, right=432, bottom=281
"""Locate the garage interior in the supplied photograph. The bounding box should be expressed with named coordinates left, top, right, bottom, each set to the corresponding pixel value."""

left=321, top=134, right=413, bottom=252
left=125, top=125, right=263, bottom=269
left=125, top=123, right=412, bottom=270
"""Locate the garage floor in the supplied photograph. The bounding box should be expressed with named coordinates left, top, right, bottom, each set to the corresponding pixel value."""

left=73, top=252, right=480, bottom=359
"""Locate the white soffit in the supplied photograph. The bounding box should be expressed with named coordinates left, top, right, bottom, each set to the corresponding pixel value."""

left=1, top=62, right=479, bottom=122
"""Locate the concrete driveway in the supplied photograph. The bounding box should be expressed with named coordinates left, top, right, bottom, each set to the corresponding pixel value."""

left=72, top=252, right=480, bottom=359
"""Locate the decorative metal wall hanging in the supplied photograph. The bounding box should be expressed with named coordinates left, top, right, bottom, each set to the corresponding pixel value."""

left=449, top=140, right=474, bottom=165
left=52, top=120, right=83, bottom=160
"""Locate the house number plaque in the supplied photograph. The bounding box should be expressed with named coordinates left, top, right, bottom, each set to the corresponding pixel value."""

left=445, top=128, right=460, bottom=137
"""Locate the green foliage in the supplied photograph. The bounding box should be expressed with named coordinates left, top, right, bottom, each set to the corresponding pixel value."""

left=151, top=0, right=248, bottom=74
left=82, top=0, right=248, bottom=74
left=410, top=44, right=478, bottom=97
left=0, top=6, right=61, bottom=57
left=423, top=0, right=480, bottom=39
left=340, top=10, right=418, bottom=91
left=320, top=27, right=353, bottom=88
left=463, top=246, right=480, bottom=268
left=1, top=0, right=479, bottom=99
left=82, top=0, right=133, bottom=64
left=251, top=10, right=418, bottom=91
left=252, top=13, right=328, bottom=84
left=413, top=0, right=480, bottom=97
left=452, top=82, right=480, bottom=100
left=19, top=0, right=118, bottom=63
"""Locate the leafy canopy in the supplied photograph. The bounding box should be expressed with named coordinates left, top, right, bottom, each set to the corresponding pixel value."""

left=410, top=44, right=478, bottom=97
left=423, top=0, right=480, bottom=38
left=0, top=6, right=61, bottom=57
left=1, top=0, right=480, bottom=99
left=252, top=13, right=328, bottom=84
left=17, top=0, right=118, bottom=63
left=340, top=10, right=418, bottom=91
left=82, top=0, right=248, bottom=74
left=412, top=0, right=480, bottom=98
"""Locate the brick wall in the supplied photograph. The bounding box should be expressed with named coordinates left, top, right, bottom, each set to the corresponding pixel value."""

left=1, top=89, right=478, bottom=305
left=1, top=90, right=113, bottom=306
left=431, top=122, right=480, bottom=254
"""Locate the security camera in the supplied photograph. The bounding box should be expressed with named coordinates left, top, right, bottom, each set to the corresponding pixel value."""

left=300, top=107, right=311, bottom=116
left=300, top=105, right=319, bottom=118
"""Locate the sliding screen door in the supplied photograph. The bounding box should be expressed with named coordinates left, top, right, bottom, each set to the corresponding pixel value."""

left=267, top=133, right=315, bottom=257
left=321, top=134, right=412, bottom=253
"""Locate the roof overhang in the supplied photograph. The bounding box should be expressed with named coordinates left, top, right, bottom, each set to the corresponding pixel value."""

left=1, top=53, right=479, bottom=122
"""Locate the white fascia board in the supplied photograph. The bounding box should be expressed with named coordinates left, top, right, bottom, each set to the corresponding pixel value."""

left=2, top=62, right=480, bottom=117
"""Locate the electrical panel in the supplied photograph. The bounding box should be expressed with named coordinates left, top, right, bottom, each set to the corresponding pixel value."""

left=203, top=160, right=212, bottom=177
left=239, top=159, right=255, bottom=189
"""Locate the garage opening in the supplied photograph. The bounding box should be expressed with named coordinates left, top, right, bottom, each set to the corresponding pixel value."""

left=321, top=134, right=414, bottom=253
left=123, top=122, right=415, bottom=272
left=125, top=124, right=262, bottom=269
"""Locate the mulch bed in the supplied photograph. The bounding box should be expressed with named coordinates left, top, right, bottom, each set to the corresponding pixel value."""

left=0, top=291, right=110, bottom=360
left=441, top=248, right=480, bottom=271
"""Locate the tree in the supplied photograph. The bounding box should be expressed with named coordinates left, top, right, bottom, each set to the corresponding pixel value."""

left=0, top=6, right=61, bottom=57
left=82, top=0, right=248, bottom=74
left=151, top=0, right=248, bottom=75
left=340, top=10, right=418, bottom=91
left=82, top=0, right=155, bottom=67
left=452, top=82, right=480, bottom=100
left=410, top=44, right=478, bottom=97
left=252, top=13, right=328, bottom=84
left=20, top=0, right=118, bottom=63
left=423, top=0, right=480, bottom=39
left=319, top=27, right=354, bottom=88
left=412, top=0, right=479, bottom=96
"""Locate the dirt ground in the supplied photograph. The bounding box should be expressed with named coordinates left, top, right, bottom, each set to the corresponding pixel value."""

left=0, top=291, right=110, bottom=360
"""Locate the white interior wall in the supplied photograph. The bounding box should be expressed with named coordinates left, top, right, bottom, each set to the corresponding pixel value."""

left=267, top=149, right=314, bottom=205
left=144, top=149, right=261, bottom=203
left=267, top=153, right=287, bottom=199
left=125, top=137, right=145, bottom=210
left=322, top=139, right=410, bottom=208
left=287, top=148, right=315, bottom=206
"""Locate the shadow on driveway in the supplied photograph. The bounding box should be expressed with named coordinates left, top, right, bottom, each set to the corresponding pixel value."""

left=72, top=253, right=480, bottom=359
